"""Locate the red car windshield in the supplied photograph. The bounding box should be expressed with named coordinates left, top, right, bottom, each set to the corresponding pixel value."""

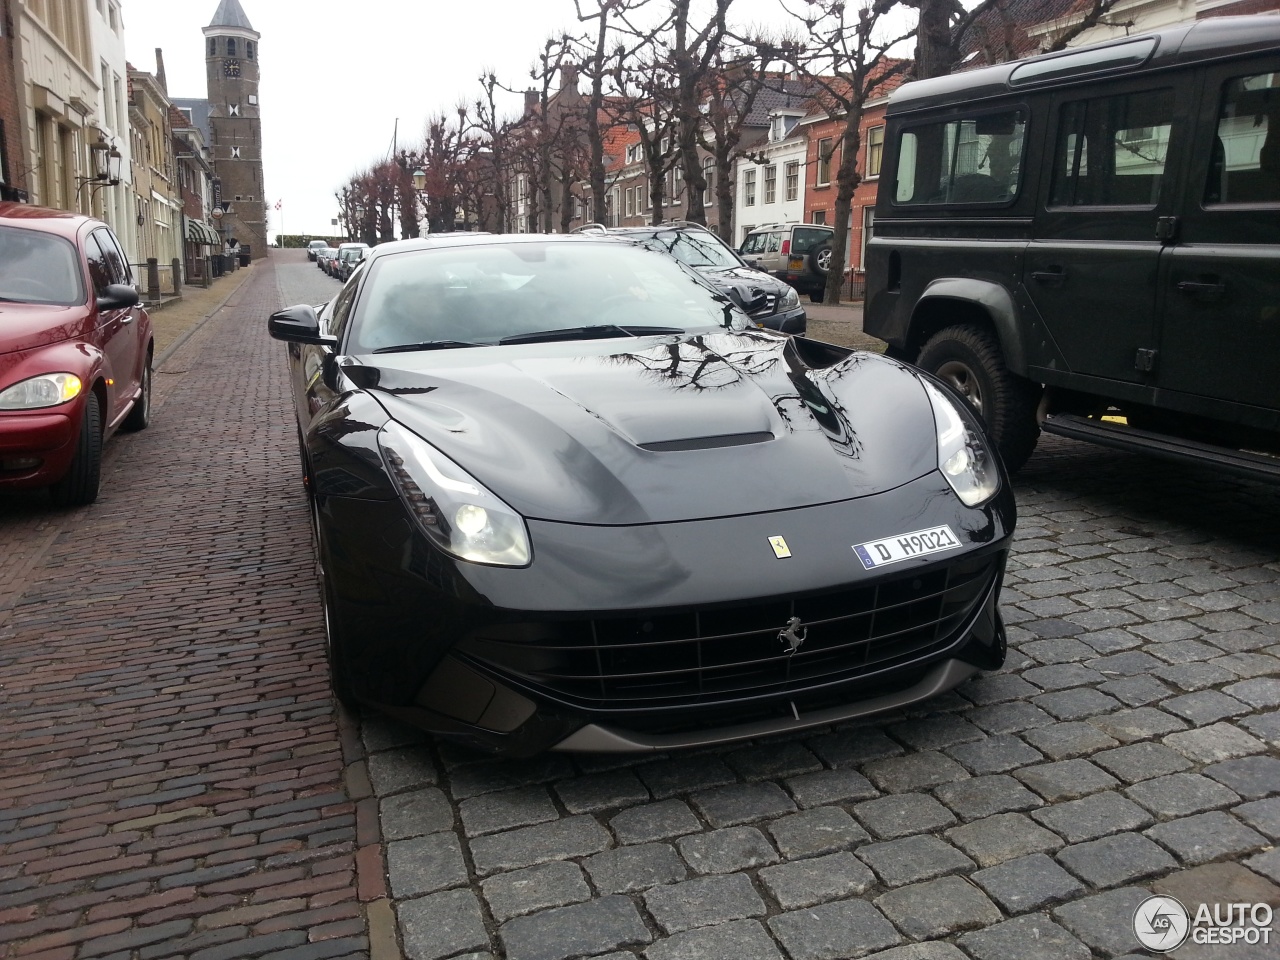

left=0, top=226, right=85, bottom=306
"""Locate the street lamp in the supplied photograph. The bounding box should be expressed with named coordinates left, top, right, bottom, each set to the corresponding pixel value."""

left=76, top=136, right=123, bottom=206
left=412, top=167, right=426, bottom=192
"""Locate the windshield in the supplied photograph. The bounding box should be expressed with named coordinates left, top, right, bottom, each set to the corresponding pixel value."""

left=348, top=239, right=746, bottom=353
left=0, top=226, right=85, bottom=306
left=634, top=231, right=741, bottom=269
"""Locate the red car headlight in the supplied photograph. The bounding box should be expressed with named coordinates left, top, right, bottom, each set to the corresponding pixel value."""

left=0, top=373, right=84, bottom=410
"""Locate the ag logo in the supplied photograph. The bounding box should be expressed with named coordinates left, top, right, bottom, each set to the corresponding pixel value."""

left=1133, top=895, right=1190, bottom=953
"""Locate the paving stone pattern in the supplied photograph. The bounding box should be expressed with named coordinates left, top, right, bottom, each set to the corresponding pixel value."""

left=367, top=432, right=1280, bottom=959
left=0, top=255, right=370, bottom=958
left=3, top=252, right=1278, bottom=959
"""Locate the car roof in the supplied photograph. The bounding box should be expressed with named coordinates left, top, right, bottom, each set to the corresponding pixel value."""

left=887, top=16, right=1280, bottom=116
left=0, top=201, right=96, bottom=240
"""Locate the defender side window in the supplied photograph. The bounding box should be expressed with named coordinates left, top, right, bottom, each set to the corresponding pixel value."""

left=1204, top=72, right=1280, bottom=206
left=1049, top=88, right=1174, bottom=207
left=894, top=110, right=1025, bottom=205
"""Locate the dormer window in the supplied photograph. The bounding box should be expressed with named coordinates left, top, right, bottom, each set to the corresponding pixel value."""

left=770, top=117, right=785, bottom=141
left=226, top=38, right=237, bottom=57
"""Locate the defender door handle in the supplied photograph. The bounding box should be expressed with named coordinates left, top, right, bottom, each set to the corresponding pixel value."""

left=1177, top=280, right=1225, bottom=301
left=1031, top=268, right=1067, bottom=284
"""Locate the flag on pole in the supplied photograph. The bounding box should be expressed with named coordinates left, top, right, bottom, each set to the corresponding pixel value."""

left=274, top=200, right=282, bottom=210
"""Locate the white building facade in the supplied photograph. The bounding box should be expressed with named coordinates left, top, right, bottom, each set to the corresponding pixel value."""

left=732, top=109, right=807, bottom=247
left=88, top=0, right=134, bottom=258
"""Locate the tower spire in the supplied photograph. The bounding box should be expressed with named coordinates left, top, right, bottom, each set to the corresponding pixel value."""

left=207, top=0, right=255, bottom=31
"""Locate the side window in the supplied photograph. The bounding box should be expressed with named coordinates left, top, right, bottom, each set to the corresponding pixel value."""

left=99, top=230, right=131, bottom=285
left=84, top=232, right=113, bottom=297
left=328, top=278, right=360, bottom=344
left=894, top=110, right=1026, bottom=205
left=765, top=232, right=782, bottom=253
left=1204, top=71, right=1280, bottom=206
left=740, top=232, right=765, bottom=255
left=1050, top=89, right=1174, bottom=207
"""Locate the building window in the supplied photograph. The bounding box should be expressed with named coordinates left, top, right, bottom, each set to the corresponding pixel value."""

left=770, top=116, right=785, bottom=141
left=866, top=126, right=884, bottom=178
left=812, top=210, right=827, bottom=225
left=247, top=41, right=255, bottom=60
left=209, top=39, right=217, bottom=56
left=764, top=165, right=776, bottom=203
left=743, top=168, right=755, bottom=206
left=228, top=39, right=238, bottom=57
left=816, top=138, right=833, bottom=186
left=624, top=188, right=633, bottom=217
left=785, top=161, right=799, bottom=201
left=702, top=158, right=714, bottom=205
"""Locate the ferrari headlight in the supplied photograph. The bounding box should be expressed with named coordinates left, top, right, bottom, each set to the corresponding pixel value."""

left=378, top=421, right=531, bottom=567
left=778, top=286, right=800, bottom=312
left=922, top=379, right=999, bottom=507
left=0, top=373, right=83, bottom=410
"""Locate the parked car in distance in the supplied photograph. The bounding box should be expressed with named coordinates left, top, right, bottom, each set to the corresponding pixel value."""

left=335, top=242, right=371, bottom=282
left=864, top=15, right=1280, bottom=481
left=307, top=239, right=328, bottom=261
left=575, top=222, right=806, bottom=335
left=317, top=247, right=339, bottom=276
left=269, top=233, right=1013, bottom=755
left=739, top=223, right=836, bottom=303
left=0, top=203, right=154, bottom=506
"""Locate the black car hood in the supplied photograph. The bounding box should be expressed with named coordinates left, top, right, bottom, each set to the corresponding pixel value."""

left=360, top=332, right=939, bottom=525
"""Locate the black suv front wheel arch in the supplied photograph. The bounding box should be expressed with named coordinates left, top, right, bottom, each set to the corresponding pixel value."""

left=917, top=324, right=1042, bottom=473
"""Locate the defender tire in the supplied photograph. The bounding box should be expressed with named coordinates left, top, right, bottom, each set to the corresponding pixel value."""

left=917, top=324, right=1042, bottom=473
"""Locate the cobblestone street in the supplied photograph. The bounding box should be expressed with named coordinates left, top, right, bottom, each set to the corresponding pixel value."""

left=2, top=251, right=1278, bottom=959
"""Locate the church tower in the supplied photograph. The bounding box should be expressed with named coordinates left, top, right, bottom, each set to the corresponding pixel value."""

left=204, top=0, right=267, bottom=260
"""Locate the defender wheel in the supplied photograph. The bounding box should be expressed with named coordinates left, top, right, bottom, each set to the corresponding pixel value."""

left=809, top=291, right=824, bottom=304
left=917, top=324, right=1042, bottom=473
left=50, top=394, right=103, bottom=507
left=121, top=351, right=152, bottom=432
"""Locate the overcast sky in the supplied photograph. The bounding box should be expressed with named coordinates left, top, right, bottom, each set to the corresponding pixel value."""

left=121, top=0, right=859, bottom=238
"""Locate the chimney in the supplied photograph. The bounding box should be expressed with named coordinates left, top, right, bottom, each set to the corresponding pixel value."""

left=524, top=89, right=539, bottom=116
left=154, top=48, right=167, bottom=94
left=560, top=64, right=579, bottom=92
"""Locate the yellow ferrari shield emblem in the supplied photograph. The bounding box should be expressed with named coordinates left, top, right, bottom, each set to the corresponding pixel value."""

left=769, top=536, right=792, bottom=559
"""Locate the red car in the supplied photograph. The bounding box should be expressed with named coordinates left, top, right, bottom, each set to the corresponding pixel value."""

left=0, top=203, right=153, bottom=506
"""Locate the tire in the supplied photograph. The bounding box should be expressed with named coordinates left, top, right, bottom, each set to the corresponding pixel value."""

left=50, top=393, right=103, bottom=507
left=811, top=245, right=832, bottom=277
left=916, top=324, right=1042, bottom=473
left=311, top=496, right=358, bottom=709
left=121, top=350, right=152, bottom=432
left=809, top=291, right=825, bottom=304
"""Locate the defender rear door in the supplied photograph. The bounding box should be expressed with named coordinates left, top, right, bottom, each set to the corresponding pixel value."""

left=1157, top=59, right=1280, bottom=421
left=1024, top=75, right=1194, bottom=390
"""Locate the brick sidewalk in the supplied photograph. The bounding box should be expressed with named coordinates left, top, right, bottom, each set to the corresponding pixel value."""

left=0, top=256, right=371, bottom=958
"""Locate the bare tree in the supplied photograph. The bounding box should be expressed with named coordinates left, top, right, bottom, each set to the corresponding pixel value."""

left=783, top=0, right=912, bottom=304
left=607, top=43, right=680, bottom=224
left=573, top=0, right=657, bottom=224
left=468, top=72, right=518, bottom=233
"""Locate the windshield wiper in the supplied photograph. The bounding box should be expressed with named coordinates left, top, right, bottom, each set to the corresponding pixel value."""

left=499, top=324, right=685, bottom=345
left=371, top=340, right=488, bottom=354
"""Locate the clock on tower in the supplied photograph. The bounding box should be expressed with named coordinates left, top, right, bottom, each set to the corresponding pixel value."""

left=223, top=59, right=241, bottom=78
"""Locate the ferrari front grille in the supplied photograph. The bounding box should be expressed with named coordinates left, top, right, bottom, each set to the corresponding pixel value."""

left=460, top=552, right=1001, bottom=711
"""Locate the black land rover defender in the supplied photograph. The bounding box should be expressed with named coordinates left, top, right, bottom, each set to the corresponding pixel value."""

left=864, top=16, right=1279, bottom=479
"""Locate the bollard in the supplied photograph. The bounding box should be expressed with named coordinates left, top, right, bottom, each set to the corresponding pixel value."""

left=146, top=258, right=160, bottom=300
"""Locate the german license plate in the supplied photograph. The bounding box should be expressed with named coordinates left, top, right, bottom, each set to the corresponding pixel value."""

left=853, top=525, right=961, bottom=570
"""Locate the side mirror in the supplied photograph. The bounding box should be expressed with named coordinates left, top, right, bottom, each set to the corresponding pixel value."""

left=729, top=286, right=769, bottom=313
left=96, top=283, right=140, bottom=311
left=268, top=304, right=338, bottom=347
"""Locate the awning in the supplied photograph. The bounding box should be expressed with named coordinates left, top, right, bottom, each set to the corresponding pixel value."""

left=184, top=216, right=220, bottom=246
